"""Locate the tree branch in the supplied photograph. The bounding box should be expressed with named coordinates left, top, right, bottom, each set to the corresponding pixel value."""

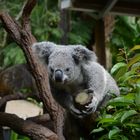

left=27, top=114, right=51, bottom=124
left=21, top=0, right=37, bottom=31
left=0, top=0, right=65, bottom=139
left=0, top=112, right=58, bottom=140
left=0, top=12, right=21, bottom=45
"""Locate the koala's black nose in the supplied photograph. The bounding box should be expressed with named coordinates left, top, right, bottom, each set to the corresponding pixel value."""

left=54, top=69, right=63, bottom=82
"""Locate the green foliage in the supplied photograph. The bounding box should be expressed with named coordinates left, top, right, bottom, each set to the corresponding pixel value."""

left=0, top=0, right=94, bottom=68
left=68, top=14, right=95, bottom=45
left=91, top=46, right=140, bottom=140
left=110, top=16, right=140, bottom=64
left=1, top=43, right=26, bottom=67
left=31, top=0, right=62, bottom=42
left=10, top=130, right=30, bottom=140
left=1, top=43, right=26, bottom=68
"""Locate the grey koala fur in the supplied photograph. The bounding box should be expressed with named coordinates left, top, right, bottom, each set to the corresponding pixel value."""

left=32, top=41, right=120, bottom=118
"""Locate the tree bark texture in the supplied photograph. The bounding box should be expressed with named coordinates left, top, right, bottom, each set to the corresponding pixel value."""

left=0, top=0, right=65, bottom=139
left=0, top=112, right=58, bottom=140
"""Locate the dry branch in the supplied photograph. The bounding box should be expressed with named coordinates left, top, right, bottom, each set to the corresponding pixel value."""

left=0, top=0, right=65, bottom=139
left=0, top=112, right=58, bottom=140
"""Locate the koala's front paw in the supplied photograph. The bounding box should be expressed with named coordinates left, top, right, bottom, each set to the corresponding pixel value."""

left=74, top=89, right=98, bottom=115
left=85, top=95, right=98, bottom=113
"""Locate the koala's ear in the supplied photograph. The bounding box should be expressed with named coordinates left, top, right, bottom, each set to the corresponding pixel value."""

left=72, top=46, right=97, bottom=64
left=32, top=41, right=56, bottom=62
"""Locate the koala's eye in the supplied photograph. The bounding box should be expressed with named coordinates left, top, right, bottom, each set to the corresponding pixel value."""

left=65, top=68, right=70, bottom=72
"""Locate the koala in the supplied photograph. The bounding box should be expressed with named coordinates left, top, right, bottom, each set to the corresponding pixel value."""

left=32, top=41, right=120, bottom=118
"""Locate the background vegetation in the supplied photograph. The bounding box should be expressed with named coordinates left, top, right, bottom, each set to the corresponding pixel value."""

left=0, top=0, right=94, bottom=68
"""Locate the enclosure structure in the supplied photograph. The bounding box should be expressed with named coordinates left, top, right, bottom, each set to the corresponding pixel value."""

left=60, top=0, right=140, bottom=67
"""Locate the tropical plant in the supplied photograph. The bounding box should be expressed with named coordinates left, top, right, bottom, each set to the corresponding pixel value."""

left=68, top=12, right=95, bottom=45
left=91, top=45, right=140, bottom=140
left=110, top=16, right=140, bottom=64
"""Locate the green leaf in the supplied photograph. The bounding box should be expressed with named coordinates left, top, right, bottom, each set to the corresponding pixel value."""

left=119, top=135, right=129, bottom=140
left=130, top=45, right=140, bottom=52
left=110, top=62, right=127, bottom=75
left=90, top=127, right=104, bottom=134
left=98, top=134, right=108, bottom=140
left=125, top=123, right=140, bottom=128
left=108, top=128, right=121, bottom=139
left=118, top=72, right=135, bottom=83
left=114, top=66, right=127, bottom=81
left=117, top=56, right=126, bottom=62
left=135, top=86, right=140, bottom=107
left=127, top=54, right=140, bottom=68
left=98, top=118, right=118, bottom=126
left=113, top=110, right=126, bottom=120
left=10, top=131, right=18, bottom=140
left=108, top=96, right=134, bottom=107
left=121, top=110, right=138, bottom=123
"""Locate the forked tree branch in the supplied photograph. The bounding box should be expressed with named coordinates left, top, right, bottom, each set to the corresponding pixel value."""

left=0, top=112, right=58, bottom=140
left=0, top=0, right=65, bottom=139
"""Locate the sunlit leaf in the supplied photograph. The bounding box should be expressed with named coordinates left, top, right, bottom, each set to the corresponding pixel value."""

left=130, top=45, right=140, bottom=52
left=121, top=110, right=138, bottom=123
left=108, top=128, right=121, bottom=139
left=114, top=66, right=127, bottom=81
left=110, top=62, right=127, bottom=75
left=127, top=54, right=140, bottom=68
left=10, top=131, right=18, bottom=140
left=98, top=118, right=118, bottom=126
left=108, top=96, right=134, bottom=106
left=90, top=127, right=104, bottom=134
left=113, top=110, right=126, bottom=120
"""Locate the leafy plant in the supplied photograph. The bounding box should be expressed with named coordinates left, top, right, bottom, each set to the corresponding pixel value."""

left=91, top=45, right=140, bottom=140
left=68, top=14, right=95, bottom=45
left=1, top=43, right=26, bottom=68
left=10, top=130, right=30, bottom=140
left=110, top=16, right=140, bottom=64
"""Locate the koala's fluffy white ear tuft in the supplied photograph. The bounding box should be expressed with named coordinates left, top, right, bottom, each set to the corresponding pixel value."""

left=72, top=46, right=97, bottom=63
left=32, top=41, right=56, bottom=59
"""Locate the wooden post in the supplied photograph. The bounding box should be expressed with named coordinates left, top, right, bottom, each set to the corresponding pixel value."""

left=59, top=9, right=70, bottom=45
left=94, top=19, right=106, bottom=68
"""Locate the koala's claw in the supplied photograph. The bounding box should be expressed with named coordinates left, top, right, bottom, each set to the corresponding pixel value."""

left=70, top=92, right=98, bottom=118
left=85, top=95, right=98, bottom=112
left=82, top=88, right=98, bottom=113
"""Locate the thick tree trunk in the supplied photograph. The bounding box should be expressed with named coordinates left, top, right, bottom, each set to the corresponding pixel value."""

left=0, top=0, right=65, bottom=139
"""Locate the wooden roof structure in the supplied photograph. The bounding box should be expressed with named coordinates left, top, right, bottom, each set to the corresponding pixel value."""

left=60, top=0, right=140, bottom=17
left=60, top=0, right=140, bottom=67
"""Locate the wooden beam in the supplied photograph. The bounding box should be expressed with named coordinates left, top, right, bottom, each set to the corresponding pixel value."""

left=91, top=0, right=118, bottom=19
left=71, top=0, right=140, bottom=16
left=94, top=19, right=106, bottom=67
left=98, top=0, right=118, bottom=18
